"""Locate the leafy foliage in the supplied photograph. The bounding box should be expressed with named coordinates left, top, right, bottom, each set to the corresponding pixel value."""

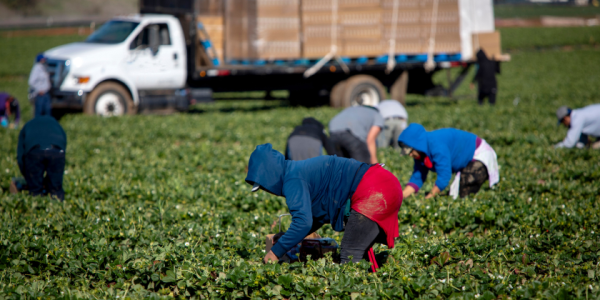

left=0, top=28, right=599, bottom=299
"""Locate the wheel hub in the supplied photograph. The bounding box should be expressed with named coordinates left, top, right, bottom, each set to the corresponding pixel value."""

left=95, top=92, right=125, bottom=116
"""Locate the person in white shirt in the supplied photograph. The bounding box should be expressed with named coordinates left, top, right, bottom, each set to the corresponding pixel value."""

left=376, top=99, right=408, bottom=148
left=28, top=53, right=52, bottom=117
left=555, top=104, right=600, bottom=149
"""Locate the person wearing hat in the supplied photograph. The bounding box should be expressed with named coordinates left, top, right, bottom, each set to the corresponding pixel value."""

left=555, top=104, right=600, bottom=149
left=0, top=92, right=21, bottom=129
left=328, top=106, right=384, bottom=164
left=28, top=53, right=52, bottom=117
left=246, top=143, right=402, bottom=266
left=398, top=124, right=499, bottom=199
left=376, top=99, right=408, bottom=148
left=285, top=117, right=335, bottom=161
left=17, top=116, right=67, bottom=201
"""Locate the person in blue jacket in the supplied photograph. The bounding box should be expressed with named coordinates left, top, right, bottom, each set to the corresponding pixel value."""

left=398, top=124, right=498, bottom=199
left=17, top=116, right=67, bottom=201
left=246, top=143, right=402, bottom=265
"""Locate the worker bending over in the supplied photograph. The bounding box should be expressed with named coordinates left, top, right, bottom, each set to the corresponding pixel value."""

left=0, top=92, right=20, bottom=129
left=555, top=104, right=600, bottom=149
left=17, top=116, right=67, bottom=201
left=376, top=99, right=408, bottom=148
left=399, top=124, right=499, bottom=199
left=329, top=106, right=384, bottom=164
left=285, top=117, right=334, bottom=161
left=246, top=144, right=402, bottom=264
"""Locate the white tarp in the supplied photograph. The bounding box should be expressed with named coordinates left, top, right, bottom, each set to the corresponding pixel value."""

left=459, top=0, right=495, bottom=61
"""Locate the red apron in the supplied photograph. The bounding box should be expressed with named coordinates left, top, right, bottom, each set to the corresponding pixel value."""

left=350, top=164, right=403, bottom=249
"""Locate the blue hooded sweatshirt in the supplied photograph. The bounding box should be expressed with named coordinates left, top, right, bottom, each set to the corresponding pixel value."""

left=398, top=124, right=476, bottom=192
left=245, top=143, right=370, bottom=258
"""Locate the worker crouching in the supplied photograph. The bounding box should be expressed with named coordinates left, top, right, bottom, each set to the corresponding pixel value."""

left=246, top=144, right=402, bottom=265
left=398, top=124, right=499, bottom=199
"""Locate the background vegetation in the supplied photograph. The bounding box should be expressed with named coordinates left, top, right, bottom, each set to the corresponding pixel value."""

left=0, top=24, right=599, bottom=299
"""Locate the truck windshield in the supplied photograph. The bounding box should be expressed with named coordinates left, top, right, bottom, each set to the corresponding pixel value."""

left=85, top=21, right=140, bottom=44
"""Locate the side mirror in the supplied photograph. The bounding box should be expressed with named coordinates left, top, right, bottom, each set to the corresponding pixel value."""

left=149, top=25, right=160, bottom=55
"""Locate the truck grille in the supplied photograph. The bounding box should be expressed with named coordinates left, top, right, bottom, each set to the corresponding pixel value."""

left=45, top=59, right=70, bottom=89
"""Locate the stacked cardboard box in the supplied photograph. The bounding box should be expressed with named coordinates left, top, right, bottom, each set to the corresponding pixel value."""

left=225, top=0, right=301, bottom=60
left=197, top=15, right=224, bottom=63
left=302, top=0, right=384, bottom=58
left=220, top=0, right=464, bottom=61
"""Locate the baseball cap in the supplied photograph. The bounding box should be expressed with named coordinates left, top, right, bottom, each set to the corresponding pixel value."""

left=251, top=182, right=260, bottom=192
left=556, top=106, right=571, bottom=124
left=35, top=53, right=45, bottom=62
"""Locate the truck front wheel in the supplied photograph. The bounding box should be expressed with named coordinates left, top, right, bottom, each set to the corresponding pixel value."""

left=340, top=75, right=385, bottom=108
left=85, top=82, right=135, bottom=116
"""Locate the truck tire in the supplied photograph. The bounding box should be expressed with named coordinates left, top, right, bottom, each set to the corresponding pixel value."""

left=390, top=71, right=408, bottom=105
left=340, top=75, right=385, bottom=108
left=84, top=82, right=135, bottom=116
left=329, top=80, right=347, bottom=108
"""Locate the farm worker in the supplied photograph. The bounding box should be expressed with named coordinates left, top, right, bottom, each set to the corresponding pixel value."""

left=17, top=116, right=67, bottom=201
left=246, top=143, right=402, bottom=266
left=0, top=92, right=21, bottom=129
left=398, top=124, right=499, bottom=199
left=376, top=99, right=408, bottom=148
left=28, top=53, right=52, bottom=117
left=285, top=117, right=335, bottom=161
left=555, top=104, right=600, bottom=149
left=328, top=106, right=384, bottom=164
left=470, top=49, right=500, bottom=105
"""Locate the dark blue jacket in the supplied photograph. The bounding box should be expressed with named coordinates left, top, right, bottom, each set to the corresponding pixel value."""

left=398, top=124, right=476, bottom=191
left=17, top=116, right=67, bottom=168
left=245, top=143, right=369, bottom=258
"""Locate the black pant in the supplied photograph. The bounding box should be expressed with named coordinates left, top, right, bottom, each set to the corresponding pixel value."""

left=21, top=147, right=65, bottom=201
left=459, top=160, right=488, bottom=198
left=478, top=88, right=497, bottom=105
left=330, top=131, right=371, bottom=164
left=340, top=210, right=386, bottom=264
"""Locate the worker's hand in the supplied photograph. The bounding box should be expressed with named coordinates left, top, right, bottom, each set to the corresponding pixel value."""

left=425, top=186, right=441, bottom=199
left=402, top=185, right=415, bottom=199
left=470, top=83, right=475, bottom=90
left=38, top=92, right=45, bottom=96
left=263, top=250, right=278, bottom=264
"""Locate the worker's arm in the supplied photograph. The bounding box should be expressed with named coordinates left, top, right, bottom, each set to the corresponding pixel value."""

left=556, top=116, right=584, bottom=149
left=267, top=180, right=313, bottom=263
left=366, top=125, right=381, bottom=164
left=403, top=160, right=429, bottom=198
left=429, top=145, right=452, bottom=195
left=16, top=126, right=26, bottom=170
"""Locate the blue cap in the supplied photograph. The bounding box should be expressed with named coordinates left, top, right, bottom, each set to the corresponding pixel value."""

left=36, top=53, right=45, bottom=62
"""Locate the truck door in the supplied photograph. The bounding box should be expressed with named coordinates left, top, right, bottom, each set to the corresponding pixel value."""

left=124, top=23, right=181, bottom=89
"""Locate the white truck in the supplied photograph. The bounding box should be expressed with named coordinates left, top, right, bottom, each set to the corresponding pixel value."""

left=42, top=0, right=504, bottom=116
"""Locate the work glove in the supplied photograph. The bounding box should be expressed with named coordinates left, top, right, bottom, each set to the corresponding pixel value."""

left=1, top=117, right=8, bottom=128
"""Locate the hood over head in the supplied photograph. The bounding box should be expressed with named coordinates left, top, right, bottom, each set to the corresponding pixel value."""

left=397, top=123, right=428, bottom=154
left=245, top=143, right=286, bottom=196
left=301, top=117, right=324, bottom=130
left=476, top=49, right=490, bottom=62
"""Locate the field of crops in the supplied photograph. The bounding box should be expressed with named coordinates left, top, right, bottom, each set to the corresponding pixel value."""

left=0, top=26, right=600, bottom=299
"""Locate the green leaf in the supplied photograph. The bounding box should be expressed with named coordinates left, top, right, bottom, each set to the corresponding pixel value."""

left=277, top=274, right=293, bottom=288
left=162, top=270, right=177, bottom=283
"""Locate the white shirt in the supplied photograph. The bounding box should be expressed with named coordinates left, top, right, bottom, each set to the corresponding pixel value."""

left=28, top=63, right=51, bottom=95
left=556, top=104, right=600, bottom=148
left=377, top=100, right=408, bottom=120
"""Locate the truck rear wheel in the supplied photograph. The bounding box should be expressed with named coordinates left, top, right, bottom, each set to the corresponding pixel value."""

left=390, top=71, right=408, bottom=105
left=85, top=82, right=135, bottom=116
left=329, top=80, right=347, bottom=108
left=340, top=75, right=385, bottom=108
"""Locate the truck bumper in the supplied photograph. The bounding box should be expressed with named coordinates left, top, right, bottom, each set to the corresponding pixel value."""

left=51, top=90, right=85, bottom=110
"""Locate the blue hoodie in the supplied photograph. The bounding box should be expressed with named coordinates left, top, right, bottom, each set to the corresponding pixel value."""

left=246, top=144, right=370, bottom=258
left=398, top=124, right=476, bottom=192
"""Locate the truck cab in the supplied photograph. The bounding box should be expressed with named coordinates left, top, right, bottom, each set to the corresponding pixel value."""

left=44, top=14, right=191, bottom=116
